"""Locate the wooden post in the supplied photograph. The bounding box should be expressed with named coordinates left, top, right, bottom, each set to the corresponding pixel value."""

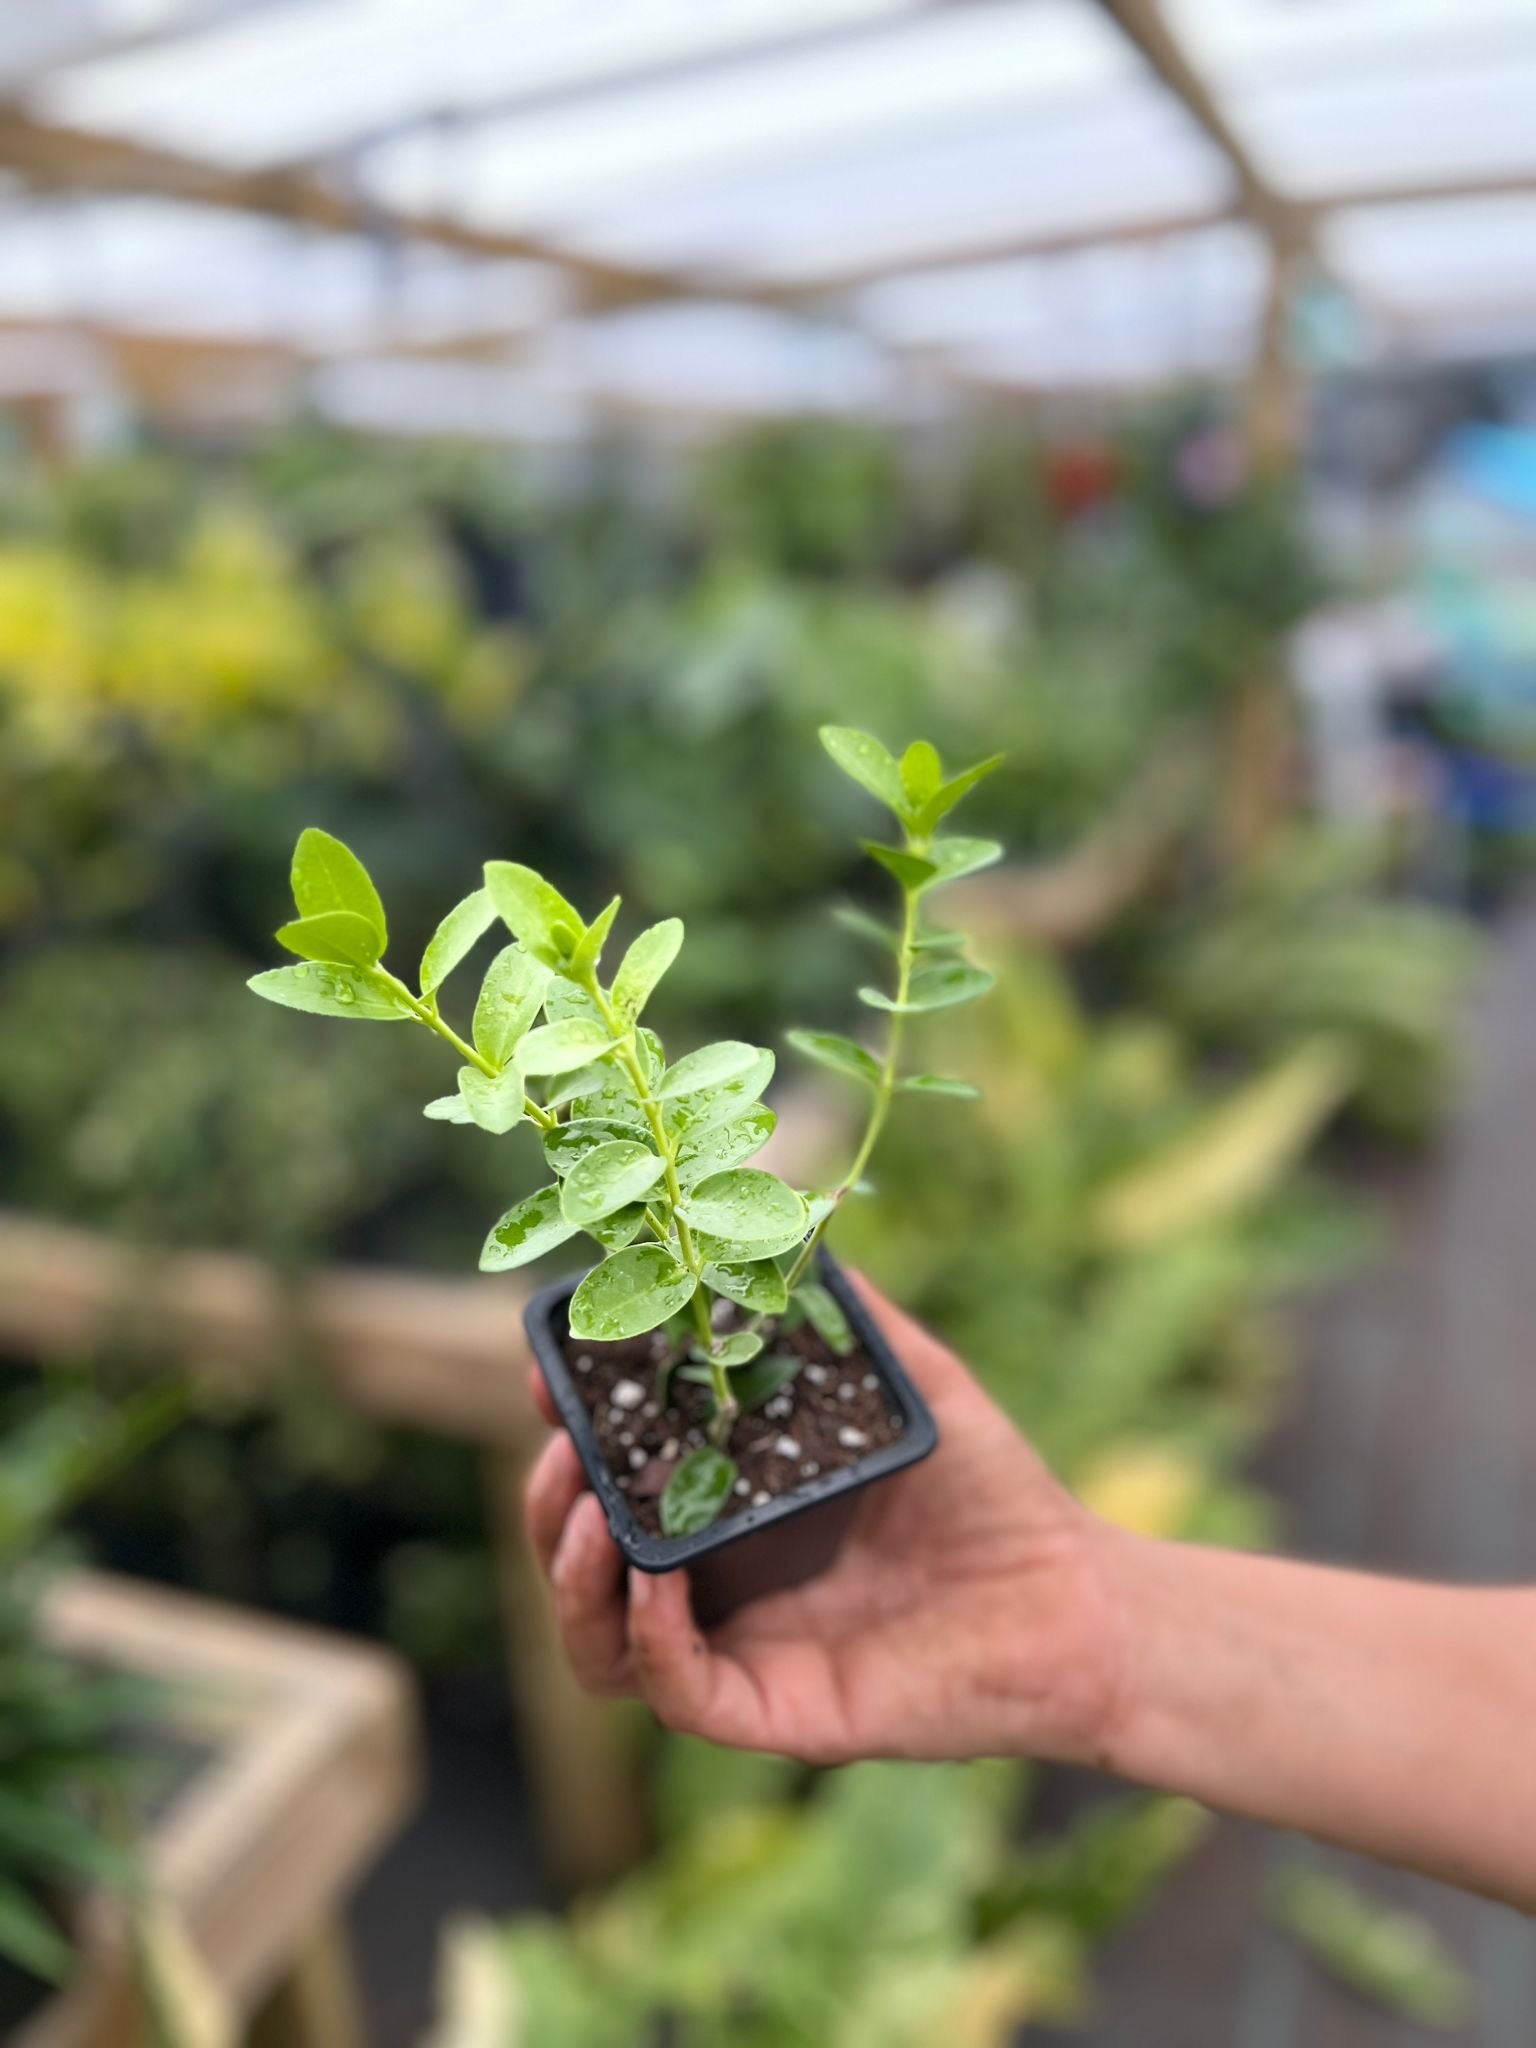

left=248, top=1920, right=364, bottom=2048
left=484, top=1445, right=648, bottom=1891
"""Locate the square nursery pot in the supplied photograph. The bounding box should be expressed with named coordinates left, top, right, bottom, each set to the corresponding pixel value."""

left=524, top=1254, right=938, bottom=1628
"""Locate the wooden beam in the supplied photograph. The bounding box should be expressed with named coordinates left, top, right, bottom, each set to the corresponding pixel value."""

left=1092, top=0, right=1315, bottom=258
left=0, top=108, right=704, bottom=312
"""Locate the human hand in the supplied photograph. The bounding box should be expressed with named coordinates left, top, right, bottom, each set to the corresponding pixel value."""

left=524, top=1275, right=1123, bottom=1767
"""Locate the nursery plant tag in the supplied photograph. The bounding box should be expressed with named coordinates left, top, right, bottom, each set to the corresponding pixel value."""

left=569, top=1245, right=697, bottom=1341
left=660, top=1447, right=738, bottom=1537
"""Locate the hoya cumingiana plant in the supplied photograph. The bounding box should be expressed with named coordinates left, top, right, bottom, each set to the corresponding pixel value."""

left=248, top=726, right=1001, bottom=1530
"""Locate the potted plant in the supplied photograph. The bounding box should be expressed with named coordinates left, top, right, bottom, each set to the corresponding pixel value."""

left=249, top=726, right=1002, bottom=1621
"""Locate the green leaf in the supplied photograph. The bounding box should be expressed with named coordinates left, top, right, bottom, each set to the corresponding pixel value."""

left=735, top=1351, right=802, bottom=1414
left=661, top=1049, right=776, bottom=1139
left=915, top=751, right=1005, bottom=834
left=612, top=917, right=684, bottom=1023
left=858, top=963, right=995, bottom=1014
left=660, top=1447, right=737, bottom=1537
left=473, top=944, right=552, bottom=1065
left=831, top=903, right=900, bottom=951
left=702, top=1258, right=789, bottom=1315
left=0, top=1783, right=139, bottom=1893
left=558, top=1063, right=649, bottom=1127
left=785, top=1028, right=881, bottom=1087
left=655, top=1039, right=763, bottom=1101
left=457, top=1064, right=525, bottom=1135
left=420, top=888, right=496, bottom=995
left=247, top=964, right=406, bottom=1021
left=483, top=860, right=585, bottom=968
left=541, top=979, right=605, bottom=1027
left=423, top=1093, right=474, bottom=1123
left=898, top=1073, right=981, bottom=1100
left=795, top=1280, right=855, bottom=1356
left=569, top=1245, right=698, bottom=1342
left=819, top=724, right=907, bottom=813
left=0, top=1874, right=74, bottom=1984
left=1268, top=1866, right=1472, bottom=2030
left=480, top=1185, right=581, bottom=1273
left=569, top=895, right=621, bottom=977
left=560, top=1139, right=666, bottom=1226
left=290, top=826, right=387, bottom=944
left=861, top=841, right=938, bottom=892
left=544, top=1118, right=645, bottom=1178
left=673, top=1106, right=777, bottom=1184
left=913, top=926, right=967, bottom=952
left=696, top=1221, right=809, bottom=1266
left=517, top=1018, right=614, bottom=1077
left=900, top=738, right=943, bottom=806
left=275, top=909, right=383, bottom=969
left=585, top=1203, right=649, bottom=1251
left=702, top=1330, right=764, bottom=1369
left=924, top=836, right=1003, bottom=888
left=681, top=1169, right=807, bottom=1245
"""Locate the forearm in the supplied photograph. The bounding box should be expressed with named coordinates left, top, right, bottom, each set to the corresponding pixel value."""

left=1091, top=1529, right=1536, bottom=1910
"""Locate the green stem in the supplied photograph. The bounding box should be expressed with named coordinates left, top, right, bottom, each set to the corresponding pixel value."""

left=782, top=881, right=919, bottom=1294
left=580, top=972, right=735, bottom=1440
left=383, top=972, right=556, bottom=1130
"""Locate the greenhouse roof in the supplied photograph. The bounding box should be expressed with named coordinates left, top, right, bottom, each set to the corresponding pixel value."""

left=0, top=0, right=1532, bottom=427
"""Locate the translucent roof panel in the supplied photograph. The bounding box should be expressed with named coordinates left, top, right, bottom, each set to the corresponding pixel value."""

left=0, top=197, right=565, bottom=350
left=1170, top=0, right=1536, bottom=199
left=363, top=2, right=1140, bottom=226
left=1327, top=197, right=1536, bottom=332
left=36, top=0, right=924, bottom=169
left=862, top=225, right=1267, bottom=390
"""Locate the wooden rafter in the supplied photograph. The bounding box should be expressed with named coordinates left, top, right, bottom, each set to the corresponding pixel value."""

left=0, top=107, right=705, bottom=312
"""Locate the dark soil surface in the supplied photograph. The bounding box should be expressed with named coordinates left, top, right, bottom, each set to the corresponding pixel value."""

left=560, top=1309, right=905, bottom=1537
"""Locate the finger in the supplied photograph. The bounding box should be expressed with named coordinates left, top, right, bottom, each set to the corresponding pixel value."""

left=524, top=1429, right=586, bottom=1578
left=626, top=1568, right=763, bottom=1747
left=550, top=1492, right=631, bottom=1696
left=527, top=1366, right=559, bottom=1429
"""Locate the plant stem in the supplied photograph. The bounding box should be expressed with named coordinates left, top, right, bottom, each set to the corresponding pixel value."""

left=580, top=972, right=736, bottom=1440
left=782, top=880, right=919, bottom=1293
left=382, top=972, right=556, bottom=1130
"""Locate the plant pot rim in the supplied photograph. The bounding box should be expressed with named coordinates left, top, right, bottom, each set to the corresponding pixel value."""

left=523, top=1250, right=939, bottom=1573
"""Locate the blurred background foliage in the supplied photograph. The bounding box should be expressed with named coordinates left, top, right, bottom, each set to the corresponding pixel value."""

left=0, top=408, right=1484, bottom=2038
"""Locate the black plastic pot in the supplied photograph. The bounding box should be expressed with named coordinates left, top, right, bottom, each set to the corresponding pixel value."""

left=523, top=1253, right=938, bottom=1628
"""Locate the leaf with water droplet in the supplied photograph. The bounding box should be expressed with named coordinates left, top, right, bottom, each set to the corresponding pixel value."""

left=457, top=1063, right=526, bottom=1135
left=483, top=861, right=585, bottom=968
left=517, top=1018, right=613, bottom=1077
left=275, top=909, right=383, bottom=970
left=559, top=1139, right=666, bottom=1226
left=473, top=945, right=551, bottom=1065
left=660, top=1447, right=737, bottom=1537
left=420, top=888, right=496, bottom=996
left=480, top=1185, right=580, bottom=1273
left=568, top=1245, right=696, bottom=1342
left=680, top=1169, right=806, bottom=1246
left=701, top=1258, right=789, bottom=1315
left=660, top=1049, right=775, bottom=1139
left=819, top=725, right=907, bottom=816
left=544, top=1118, right=645, bottom=1178
left=673, top=1106, right=776, bottom=1185
left=247, top=965, right=406, bottom=1021
left=290, top=827, right=387, bottom=945
left=611, top=918, right=684, bottom=1024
